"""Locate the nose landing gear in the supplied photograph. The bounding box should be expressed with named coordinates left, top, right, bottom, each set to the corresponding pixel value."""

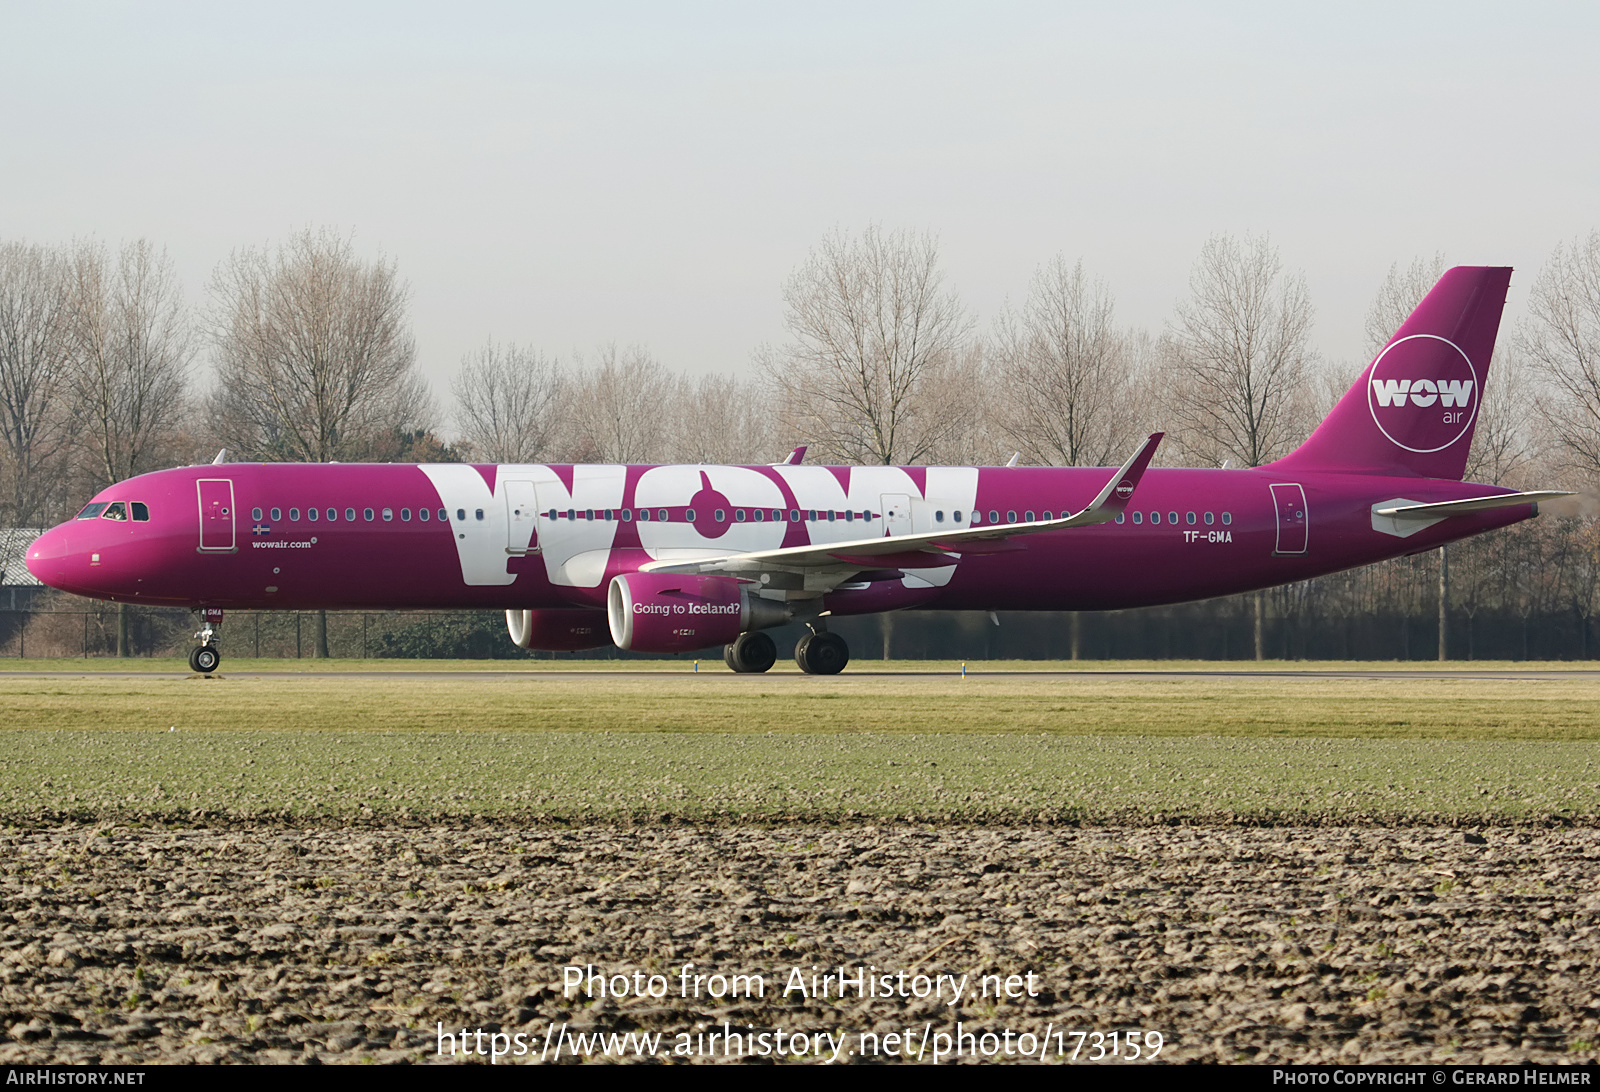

left=189, top=608, right=223, bottom=674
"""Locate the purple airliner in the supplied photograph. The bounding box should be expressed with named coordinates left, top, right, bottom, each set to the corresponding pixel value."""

left=27, top=267, right=1568, bottom=674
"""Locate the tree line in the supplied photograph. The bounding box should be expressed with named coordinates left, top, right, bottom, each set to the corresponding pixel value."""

left=3, top=224, right=1600, bottom=658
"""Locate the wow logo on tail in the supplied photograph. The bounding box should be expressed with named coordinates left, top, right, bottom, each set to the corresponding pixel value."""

left=1365, top=334, right=1480, bottom=454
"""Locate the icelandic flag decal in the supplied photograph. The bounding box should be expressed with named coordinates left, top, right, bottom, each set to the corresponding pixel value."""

left=252, top=523, right=271, bottom=536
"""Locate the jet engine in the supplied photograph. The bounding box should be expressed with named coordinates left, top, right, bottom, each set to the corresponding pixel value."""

left=607, top=572, right=790, bottom=653
left=505, top=608, right=613, bottom=651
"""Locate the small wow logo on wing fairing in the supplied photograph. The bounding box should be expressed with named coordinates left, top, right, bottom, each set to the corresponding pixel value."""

left=1365, top=334, right=1479, bottom=453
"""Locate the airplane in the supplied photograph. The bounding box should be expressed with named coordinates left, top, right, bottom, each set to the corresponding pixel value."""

left=25, top=266, right=1569, bottom=675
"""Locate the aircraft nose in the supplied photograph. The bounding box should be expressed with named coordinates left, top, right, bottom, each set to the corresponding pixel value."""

left=24, top=524, right=84, bottom=592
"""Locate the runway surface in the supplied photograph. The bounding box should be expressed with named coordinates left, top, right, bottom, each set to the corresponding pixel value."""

left=5, top=667, right=1600, bottom=681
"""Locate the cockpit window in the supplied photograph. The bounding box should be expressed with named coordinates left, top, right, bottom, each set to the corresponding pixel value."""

left=102, top=502, right=128, bottom=521
left=131, top=502, right=149, bottom=521
left=76, top=503, right=108, bottom=520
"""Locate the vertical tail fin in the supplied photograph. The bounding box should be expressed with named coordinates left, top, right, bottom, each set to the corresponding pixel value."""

left=1275, top=266, right=1511, bottom=479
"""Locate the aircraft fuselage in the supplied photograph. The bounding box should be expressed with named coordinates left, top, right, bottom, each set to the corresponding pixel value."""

left=26, top=459, right=1531, bottom=616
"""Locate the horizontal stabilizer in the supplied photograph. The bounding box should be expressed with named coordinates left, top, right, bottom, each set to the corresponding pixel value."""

left=1373, top=491, right=1572, bottom=519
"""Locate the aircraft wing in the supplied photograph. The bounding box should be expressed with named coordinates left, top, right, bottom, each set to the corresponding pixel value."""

left=640, top=432, right=1163, bottom=578
left=1373, top=491, right=1573, bottom=519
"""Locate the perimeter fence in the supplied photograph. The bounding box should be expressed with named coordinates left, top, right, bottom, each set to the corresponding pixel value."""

left=0, top=590, right=1594, bottom=662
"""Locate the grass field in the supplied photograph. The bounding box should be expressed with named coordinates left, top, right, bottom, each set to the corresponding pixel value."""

left=0, top=663, right=1595, bottom=823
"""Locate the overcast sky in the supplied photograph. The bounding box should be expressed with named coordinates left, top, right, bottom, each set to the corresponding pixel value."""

left=3, top=1, right=1596, bottom=423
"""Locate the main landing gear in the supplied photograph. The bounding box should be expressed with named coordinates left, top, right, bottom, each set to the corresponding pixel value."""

left=794, top=629, right=849, bottom=676
left=189, top=609, right=222, bottom=674
left=724, top=631, right=777, bottom=673
left=723, top=627, right=851, bottom=674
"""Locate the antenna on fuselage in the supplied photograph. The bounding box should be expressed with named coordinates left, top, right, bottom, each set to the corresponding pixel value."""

left=211, top=449, right=228, bottom=465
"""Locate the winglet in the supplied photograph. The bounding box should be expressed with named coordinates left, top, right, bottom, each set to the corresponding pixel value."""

left=776, top=445, right=807, bottom=466
left=1059, top=432, right=1163, bottom=527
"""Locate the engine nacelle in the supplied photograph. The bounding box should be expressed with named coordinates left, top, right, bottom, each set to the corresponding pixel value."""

left=505, top=608, right=612, bottom=651
left=607, top=572, right=789, bottom=653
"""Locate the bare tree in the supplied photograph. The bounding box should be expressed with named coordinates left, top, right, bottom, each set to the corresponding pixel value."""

left=0, top=242, right=73, bottom=528
left=209, top=229, right=431, bottom=658
left=66, top=240, right=195, bottom=491
left=1170, top=232, right=1315, bottom=468
left=451, top=341, right=567, bottom=463
left=208, top=229, right=431, bottom=463
left=664, top=372, right=775, bottom=464
left=1518, top=231, right=1600, bottom=478
left=920, top=341, right=1006, bottom=466
left=1364, top=253, right=1448, bottom=357
left=991, top=257, right=1138, bottom=466
left=761, top=226, right=972, bottom=465
left=567, top=344, right=678, bottom=464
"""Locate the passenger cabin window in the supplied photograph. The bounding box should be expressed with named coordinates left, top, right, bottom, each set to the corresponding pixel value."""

left=363, top=508, right=374, bottom=521
left=382, top=508, right=393, bottom=521
left=252, top=508, right=263, bottom=520
left=327, top=508, right=338, bottom=521
left=270, top=507, right=282, bottom=522
left=1132, top=512, right=1143, bottom=525
left=1150, top=511, right=1161, bottom=525
left=308, top=508, right=318, bottom=521
left=1205, top=512, right=1214, bottom=525
left=475, top=509, right=484, bottom=521
left=1222, top=512, right=1233, bottom=525
left=418, top=508, right=428, bottom=521
left=400, top=508, right=411, bottom=521
left=289, top=508, right=299, bottom=521
left=456, top=509, right=466, bottom=521
left=345, top=508, right=356, bottom=521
